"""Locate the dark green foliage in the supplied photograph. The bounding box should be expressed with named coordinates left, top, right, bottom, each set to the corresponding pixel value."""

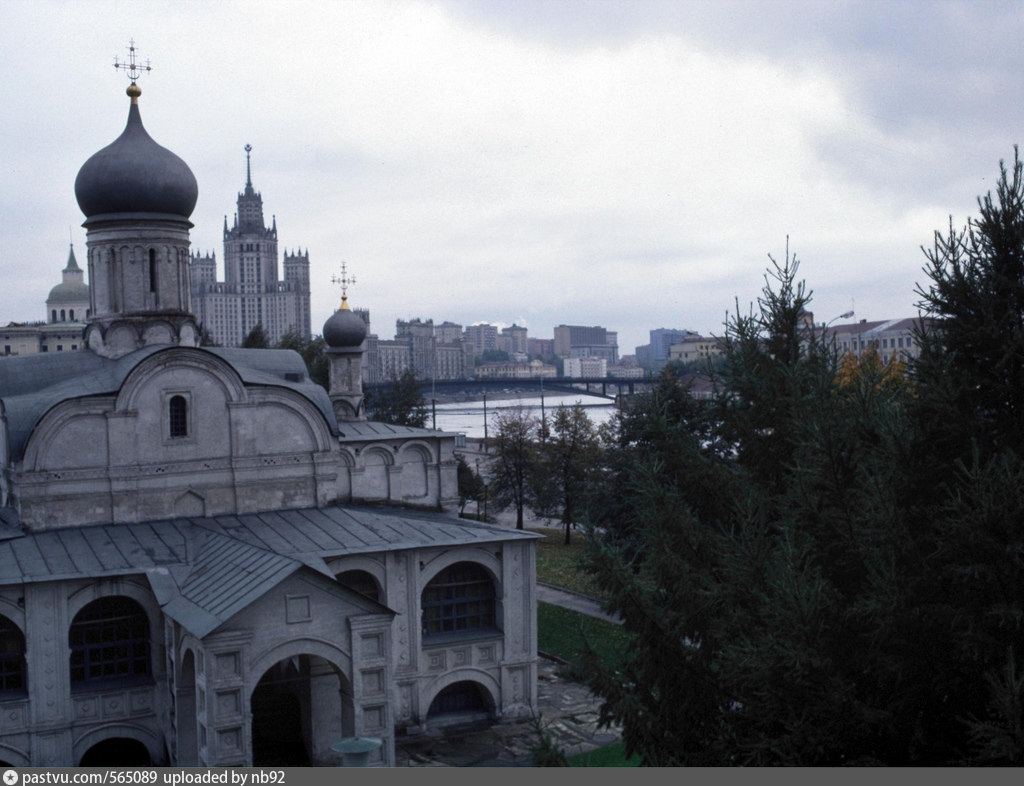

left=581, top=229, right=1011, bottom=765
left=456, top=454, right=484, bottom=515
left=532, top=404, right=602, bottom=544
left=241, top=322, right=269, bottom=348
left=364, top=370, right=428, bottom=427
left=915, top=147, right=1024, bottom=459
left=277, top=331, right=328, bottom=391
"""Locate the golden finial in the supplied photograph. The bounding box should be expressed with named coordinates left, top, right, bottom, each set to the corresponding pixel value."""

left=330, top=262, right=357, bottom=310
left=114, top=39, right=151, bottom=102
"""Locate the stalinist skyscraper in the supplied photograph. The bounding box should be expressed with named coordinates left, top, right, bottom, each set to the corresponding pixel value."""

left=190, top=145, right=311, bottom=346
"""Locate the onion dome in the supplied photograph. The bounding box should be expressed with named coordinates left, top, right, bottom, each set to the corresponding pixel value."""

left=74, top=83, right=198, bottom=221
left=323, top=296, right=367, bottom=349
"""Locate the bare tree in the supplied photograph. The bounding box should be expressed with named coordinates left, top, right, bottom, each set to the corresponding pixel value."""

left=488, top=405, right=539, bottom=529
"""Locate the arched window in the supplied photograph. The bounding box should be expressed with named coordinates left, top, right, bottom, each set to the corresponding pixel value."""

left=336, top=570, right=380, bottom=603
left=169, top=395, right=188, bottom=438
left=421, top=562, right=496, bottom=638
left=69, top=597, right=150, bottom=684
left=0, top=616, right=26, bottom=695
left=149, top=249, right=157, bottom=294
left=51, top=309, right=57, bottom=323
left=69, top=309, right=75, bottom=321
left=60, top=309, right=66, bottom=322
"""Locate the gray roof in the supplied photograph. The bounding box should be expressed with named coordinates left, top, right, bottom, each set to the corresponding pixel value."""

left=0, top=504, right=537, bottom=637
left=0, top=345, right=338, bottom=462
left=337, top=420, right=451, bottom=442
left=0, top=504, right=537, bottom=585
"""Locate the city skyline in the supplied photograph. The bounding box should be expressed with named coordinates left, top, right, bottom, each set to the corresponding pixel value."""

left=4, top=1, right=1024, bottom=352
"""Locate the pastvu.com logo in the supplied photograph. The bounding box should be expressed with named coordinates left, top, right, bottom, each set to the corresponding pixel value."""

left=3, top=769, right=18, bottom=785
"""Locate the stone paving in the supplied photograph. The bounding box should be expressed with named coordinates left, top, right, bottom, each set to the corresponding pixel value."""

left=394, top=658, right=621, bottom=767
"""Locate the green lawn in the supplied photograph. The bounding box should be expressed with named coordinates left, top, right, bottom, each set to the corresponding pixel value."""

left=533, top=526, right=603, bottom=597
left=536, top=600, right=631, bottom=677
left=567, top=741, right=642, bottom=767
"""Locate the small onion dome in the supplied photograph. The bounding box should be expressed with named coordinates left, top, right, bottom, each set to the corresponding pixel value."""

left=75, top=83, right=198, bottom=220
left=323, top=296, right=367, bottom=349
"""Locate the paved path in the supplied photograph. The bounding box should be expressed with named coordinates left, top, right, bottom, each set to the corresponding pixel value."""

left=536, top=582, right=623, bottom=625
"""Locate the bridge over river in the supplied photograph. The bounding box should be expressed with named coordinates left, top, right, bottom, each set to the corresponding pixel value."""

left=364, top=376, right=653, bottom=401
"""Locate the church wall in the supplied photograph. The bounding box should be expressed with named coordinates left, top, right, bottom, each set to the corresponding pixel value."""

left=0, top=576, right=168, bottom=766
left=14, top=350, right=340, bottom=529
left=192, top=571, right=395, bottom=766
left=327, top=541, right=538, bottom=732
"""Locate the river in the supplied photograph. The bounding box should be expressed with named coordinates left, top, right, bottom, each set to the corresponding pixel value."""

left=427, top=392, right=618, bottom=438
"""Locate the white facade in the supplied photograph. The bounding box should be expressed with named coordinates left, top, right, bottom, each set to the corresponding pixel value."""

left=564, top=356, right=607, bottom=378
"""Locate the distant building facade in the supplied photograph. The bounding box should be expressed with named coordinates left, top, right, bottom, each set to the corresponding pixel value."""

left=563, top=356, right=607, bottom=378
left=823, top=318, right=927, bottom=364
left=499, top=324, right=528, bottom=356
left=190, top=147, right=310, bottom=347
left=553, top=324, right=618, bottom=363
left=668, top=335, right=723, bottom=364
left=2, top=246, right=89, bottom=356
left=636, top=328, right=698, bottom=372
left=475, top=359, right=556, bottom=379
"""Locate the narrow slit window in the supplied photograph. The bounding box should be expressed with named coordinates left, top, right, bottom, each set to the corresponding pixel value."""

left=169, top=395, right=188, bottom=438
left=149, top=249, right=157, bottom=293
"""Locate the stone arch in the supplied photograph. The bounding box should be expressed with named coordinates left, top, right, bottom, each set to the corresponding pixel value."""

left=73, top=723, right=163, bottom=766
left=248, top=640, right=355, bottom=767
left=103, top=323, right=142, bottom=356
left=397, top=443, right=433, bottom=500
left=66, top=577, right=160, bottom=630
left=420, top=548, right=503, bottom=590
left=22, top=397, right=113, bottom=472
left=141, top=322, right=176, bottom=346
left=421, top=669, right=500, bottom=726
left=249, top=637, right=352, bottom=686
left=245, top=390, right=335, bottom=454
left=69, top=596, right=151, bottom=685
left=0, top=743, right=29, bottom=767
left=420, top=561, right=500, bottom=641
left=358, top=447, right=392, bottom=501
left=66, top=579, right=161, bottom=684
left=0, top=597, right=25, bottom=630
left=326, top=554, right=385, bottom=598
left=116, top=347, right=247, bottom=413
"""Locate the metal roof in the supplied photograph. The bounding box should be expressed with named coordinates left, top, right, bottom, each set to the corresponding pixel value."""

left=0, top=505, right=536, bottom=586
left=0, top=504, right=536, bottom=638
left=0, top=345, right=338, bottom=462
left=336, top=420, right=450, bottom=441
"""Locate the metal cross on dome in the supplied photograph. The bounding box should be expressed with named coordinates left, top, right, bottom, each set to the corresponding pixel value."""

left=331, top=262, right=357, bottom=302
left=113, top=39, right=151, bottom=84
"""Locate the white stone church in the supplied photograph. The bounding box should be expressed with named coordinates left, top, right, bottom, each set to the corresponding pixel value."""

left=0, top=75, right=538, bottom=767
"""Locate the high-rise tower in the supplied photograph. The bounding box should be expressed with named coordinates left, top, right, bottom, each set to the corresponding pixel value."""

left=189, top=145, right=311, bottom=346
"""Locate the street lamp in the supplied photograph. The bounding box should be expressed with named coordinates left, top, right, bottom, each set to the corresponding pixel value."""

left=826, top=310, right=854, bottom=327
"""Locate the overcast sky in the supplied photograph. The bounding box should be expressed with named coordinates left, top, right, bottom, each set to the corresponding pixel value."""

left=3, top=0, right=1023, bottom=353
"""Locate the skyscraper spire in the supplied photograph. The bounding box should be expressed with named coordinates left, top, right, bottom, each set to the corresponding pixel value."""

left=245, top=143, right=253, bottom=189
